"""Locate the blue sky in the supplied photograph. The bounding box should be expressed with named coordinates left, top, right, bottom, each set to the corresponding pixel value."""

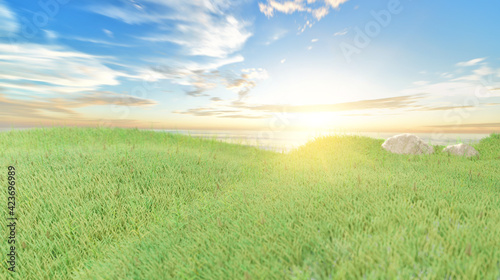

left=1, top=0, right=499, bottom=132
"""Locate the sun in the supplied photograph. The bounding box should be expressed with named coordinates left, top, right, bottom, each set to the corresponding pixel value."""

left=299, top=112, right=334, bottom=130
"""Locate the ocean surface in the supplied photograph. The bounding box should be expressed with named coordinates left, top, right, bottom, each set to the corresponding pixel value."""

left=155, top=130, right=491, bottom=153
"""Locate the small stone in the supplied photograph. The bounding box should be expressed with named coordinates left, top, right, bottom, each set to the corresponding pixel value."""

left=442, top=143, right=479, bottom=158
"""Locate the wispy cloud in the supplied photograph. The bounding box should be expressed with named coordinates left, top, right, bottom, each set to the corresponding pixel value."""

left=238, top=94, right=425, bottom=113
left=0, top=0, right=18, bottom=36
left=402, top=60, right=500, bottom=99
left=456, top=57, right=486, bottom=67
left=176, top=94, right=426, bottom=119
left=88, top=4, right=169, bottom=25
left=0, top=92, right=156, bottom=122
left=175, top=107, right=271, bottom=119
left=102, top=29, right=113, bottom=38
left=168, top=58, right=500, bottom=121
left=219, top=114, right=270, bottom=119
left=412, top=81, right=429, bottom=86
left=334, top=28, right=348, bottom=36
left=86, top=0, right=258, bottom=100
left=227, top=68, right=269, bottom=100
left=74, top=91, right=157, bottom=107
left=264, top=29, right=288, bottom=45
left=151, top=59, right=229, bottom=97
left=44, top=30, right=58, bottom=40
left=152, top=61, right=268, bottom=98
left=453, top=65, right=496, bottom=83
left=139, top=16, right=251, bottom=58
left=413, top=105, right=476, bottom=111
left=0, top=43, right=123, bottom=95
left=427, top=122, right=500, bottom=128
left=91, top=1, right=251, bottom=58
left=177, top=92, right=493, bottom=120
left=66, top=36, right=131, bottom=47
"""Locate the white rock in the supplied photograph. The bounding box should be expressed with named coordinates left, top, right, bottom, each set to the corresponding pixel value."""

left=442, top=143, right=479, bottom=158
left=382, top=133, right=434, bottom=155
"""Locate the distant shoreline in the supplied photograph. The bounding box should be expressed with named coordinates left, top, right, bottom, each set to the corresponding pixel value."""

left=1, top=127, right=492, bottom=152
left=155, top=130, right=491, bottom=152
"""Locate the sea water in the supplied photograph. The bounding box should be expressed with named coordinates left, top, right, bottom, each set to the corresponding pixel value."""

left=156, top=130, right=490, bottom=153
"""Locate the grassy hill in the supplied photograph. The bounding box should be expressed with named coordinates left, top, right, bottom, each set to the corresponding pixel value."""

left=1, top=128, right=499, bottom=279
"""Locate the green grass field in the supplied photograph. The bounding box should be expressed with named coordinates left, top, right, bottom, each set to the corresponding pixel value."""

left=1, top=128, right=499, bottom=279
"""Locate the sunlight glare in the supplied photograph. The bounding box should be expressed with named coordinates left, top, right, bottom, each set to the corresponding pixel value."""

left=299, top=112, right=335, bottom=130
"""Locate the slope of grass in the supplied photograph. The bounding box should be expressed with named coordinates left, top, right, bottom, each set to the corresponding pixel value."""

left=1, top=128, right=499, bottom=279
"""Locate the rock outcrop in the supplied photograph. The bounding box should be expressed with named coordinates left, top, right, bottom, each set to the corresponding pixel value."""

left=382, top=134, right=434, bottom=155
left=442, top=143, right=479, bottom=158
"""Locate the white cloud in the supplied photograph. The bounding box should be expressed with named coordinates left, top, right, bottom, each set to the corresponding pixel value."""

left=66, top=36, right=132, bottom=47
left=412, top=81, right=429, bottom=86
left=224, top=68, right=269, bottom=100
left=103, top=29, right=114, bottom=38
left=440, top=72, right=453, bottom=79
left=456, top=58, right=486, bottom=67
left=312, top=7, right=329, bottom=20
left=264, top=29, right=288, bottom=45
left=311, top=38, right=319, bottom=43
left=241, top=68, right=269, bottom=80
left=324, top=0, right=350, bottom=9
left=259, top=1, right=306, bottom=17
left=453, top=65, right=495, bottom=82
left=259, top=0, right=350, bottom=21
left=87, top=1, right=259, bottom=98
left=0, top=0, right=18, bottom=36
left=259, top=3, right=275, bottom=17
left=299, top=20, right=314, bottom=33
left=150, top=65, right=269, bottom=99
left=0, top=91, right=157, bottom=124
left=402, top=61, right=500, bottom=98
left=44, top=30, right=58, bottom=40
left=91, top=1, right=251, bottom=58
left=334, top=28, right=348, bottom=36
left=402, top=81, right=478, bottom=97
left=89, top=5, right=168, bottom=25
left=0, top=43, right=124, bottom=95
left=149, top=55, right=246, bottom=96
left=473, top=65, right=493, bottom=77
left=150, top=55, right=245, bottom=79
left=281, top=58, right=286, bottom=63
left=140, top=16, right=251, bottom=58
